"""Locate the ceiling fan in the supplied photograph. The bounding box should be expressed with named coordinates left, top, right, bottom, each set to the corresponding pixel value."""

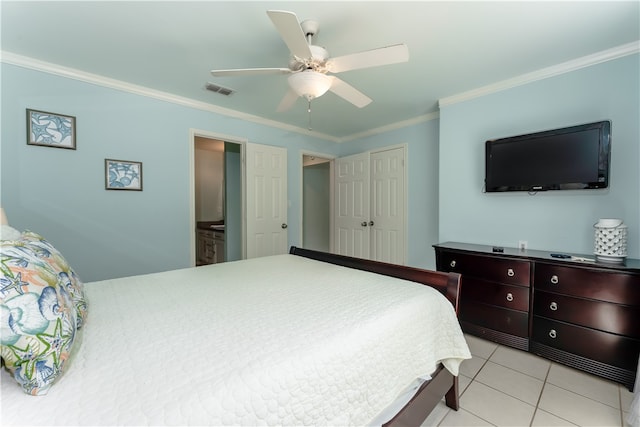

left=210, top=10, right=409, bottom=112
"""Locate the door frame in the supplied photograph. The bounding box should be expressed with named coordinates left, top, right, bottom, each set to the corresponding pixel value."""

left=299, top=150, right=335, bottom=252
left=189, top=128, right=247, bottom=266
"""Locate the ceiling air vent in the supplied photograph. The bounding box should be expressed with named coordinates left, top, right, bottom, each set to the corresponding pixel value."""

left=205, top=82, right=235, bottom=96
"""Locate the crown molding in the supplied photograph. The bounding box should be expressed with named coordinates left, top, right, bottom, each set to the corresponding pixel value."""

left=338, top=111, right=440, bottom=143
left=439, top=41, right=640, bottom=108
left=0, top=51, right=340, bottom=143
left=4, top=41, right=637, bottom=144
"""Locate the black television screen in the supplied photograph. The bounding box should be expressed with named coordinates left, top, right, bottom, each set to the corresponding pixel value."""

left=485, top=120, right=611, bottom=193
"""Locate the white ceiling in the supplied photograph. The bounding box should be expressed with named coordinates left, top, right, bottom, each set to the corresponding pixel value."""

left=2, top=1, right=639, bottom=141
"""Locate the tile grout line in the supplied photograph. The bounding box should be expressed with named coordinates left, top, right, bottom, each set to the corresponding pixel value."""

left=465, top=344, right=540, bottom=426
left=488, top=358, right=549, bottom=383
left=544, top=374, right=625, bottom=411
left=474, top=344, right=623, bottom=426
left=618, top=386, right=625, bottom=427
left=489, top=344, right=625, bottom=412
left=437, top=341, right=500, bottom=427
left=529, top=361, right=553, bottom=427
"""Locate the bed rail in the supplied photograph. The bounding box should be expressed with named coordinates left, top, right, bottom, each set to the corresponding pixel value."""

left=289, top=246, right=461, bottom=314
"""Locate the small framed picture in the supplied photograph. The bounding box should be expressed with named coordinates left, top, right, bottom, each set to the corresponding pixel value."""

left=27, top=109, right=76, bottom=150
left=105, top=159, right=143, bottom=191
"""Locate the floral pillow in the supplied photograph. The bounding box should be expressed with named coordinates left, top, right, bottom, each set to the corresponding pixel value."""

left=17, top=232, right=88, bottom=328
left=0, top=231, right=87, bottom=395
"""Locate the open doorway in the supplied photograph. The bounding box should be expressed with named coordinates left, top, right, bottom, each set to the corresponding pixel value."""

left=302, top=154, right=333, bottom=252
left=190, top=130, right=244, bottom=266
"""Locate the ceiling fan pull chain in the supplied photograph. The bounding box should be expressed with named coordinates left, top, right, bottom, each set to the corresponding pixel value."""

left=308, top=100, right=312, bottom=130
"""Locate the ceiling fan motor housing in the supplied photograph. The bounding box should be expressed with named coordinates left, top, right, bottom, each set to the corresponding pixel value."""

left=309, top=45, right=329, bottom=64
left=290, top=45, right=329, bottom=72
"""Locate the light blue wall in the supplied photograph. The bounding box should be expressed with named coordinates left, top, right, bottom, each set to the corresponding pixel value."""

left=1, top=64, right=340, bottom=281
left=3, top=52, right=637, bottom=283
left=439, top=54, right=640, bottom=258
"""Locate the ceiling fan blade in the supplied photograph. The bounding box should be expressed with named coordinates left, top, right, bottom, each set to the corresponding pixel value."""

left=211, top=68, right=291, bottom=77
left=328, top=77, right=372, bottom=108
left=267, top=10, right=312, bottom=59
left=326, top=44, right=409, bottom=73
left=276, top=89, right=299, bottom=112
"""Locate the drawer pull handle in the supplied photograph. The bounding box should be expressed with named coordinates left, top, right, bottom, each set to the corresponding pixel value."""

left=450, top=260, right=456, bottom=268
left=550, top=302, right=558, bottom=311
left=549, top=329, right=557, bottom=339
left=507, top=268, right=515, bottom=277
left=550, top=275, right=559, bottom=284
left=506, top=293, right=514, bottom=302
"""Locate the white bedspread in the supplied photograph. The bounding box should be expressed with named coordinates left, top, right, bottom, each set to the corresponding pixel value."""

left=1, top=254, right=470, bottom=426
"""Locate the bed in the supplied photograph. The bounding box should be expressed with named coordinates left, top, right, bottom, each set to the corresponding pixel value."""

left=1, top=243, right=470, bottom=426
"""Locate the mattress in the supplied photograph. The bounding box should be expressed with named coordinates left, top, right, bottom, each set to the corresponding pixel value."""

left=1, top=254, right=471, bottom=426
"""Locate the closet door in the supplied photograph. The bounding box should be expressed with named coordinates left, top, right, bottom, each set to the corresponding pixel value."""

left=334, top=152, right=370, bottom=259
left=370, top=148, right=405, bottom=264
left=334, top=147, right=406, bottom=264
left=246, top=143, right=288, bottom=258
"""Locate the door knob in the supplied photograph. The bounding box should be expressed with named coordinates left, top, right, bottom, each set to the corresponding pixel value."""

left=281, top=223, right=288, bottom=229
left=361, top=222, right=368, bottom=227
left=369, top=221, right=374, bottom=226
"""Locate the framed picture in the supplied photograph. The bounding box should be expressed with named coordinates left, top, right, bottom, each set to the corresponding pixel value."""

left=27, top=109, right=76, bottom=149
left=105, top=159, right=143, bottom=191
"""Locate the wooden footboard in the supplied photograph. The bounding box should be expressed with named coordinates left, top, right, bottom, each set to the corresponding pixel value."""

left=289, top=247, right=463, bottom=423
left=289, top=246, right=461, bottom=313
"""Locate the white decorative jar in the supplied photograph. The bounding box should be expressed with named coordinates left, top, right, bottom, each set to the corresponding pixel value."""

left=594, top=218, right=627, bottom=263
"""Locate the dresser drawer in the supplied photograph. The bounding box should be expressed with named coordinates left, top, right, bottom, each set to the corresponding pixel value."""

left=532, top=316, right=640, bottom=371
left=460, top=301, right=529, bottom=337
left=534, top=291, right=640, bottom=337
left=463, top=278, right=529, bottom=311
left=439, top=252, right=530, bottom=286
left=535, top=263, right=640, bottom=304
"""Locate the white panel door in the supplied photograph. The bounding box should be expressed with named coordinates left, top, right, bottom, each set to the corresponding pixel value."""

left=246, top=142, right=288, bottom=258
left=370, top=147, right=405, bottom=264
left=334, top=152, right=370, bottom=258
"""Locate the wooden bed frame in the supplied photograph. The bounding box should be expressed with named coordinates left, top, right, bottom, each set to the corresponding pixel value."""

left=289, top=246, right=463, bottom=426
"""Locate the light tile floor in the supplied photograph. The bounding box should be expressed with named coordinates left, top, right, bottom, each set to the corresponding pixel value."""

left=422, top=334, right=635, bottom=427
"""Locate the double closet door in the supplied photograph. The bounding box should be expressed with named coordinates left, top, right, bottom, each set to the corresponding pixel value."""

left=334, top=146, right=406, bottom=265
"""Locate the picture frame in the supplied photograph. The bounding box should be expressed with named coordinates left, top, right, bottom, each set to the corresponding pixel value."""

left=105, top=159, right=143, bottom=191
left=27, top=109, right=76, bottom=150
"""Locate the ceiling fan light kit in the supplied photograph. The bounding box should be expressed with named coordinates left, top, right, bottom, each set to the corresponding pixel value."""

left=210, top=9, right=409, bottom=114
left=288, top=71, right=332, bottom=100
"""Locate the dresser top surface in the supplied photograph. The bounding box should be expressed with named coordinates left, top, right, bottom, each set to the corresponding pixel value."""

left=434, top=242, right=640, bottom=272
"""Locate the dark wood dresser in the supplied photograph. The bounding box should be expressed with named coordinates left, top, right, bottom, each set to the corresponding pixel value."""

left=434, top=242, right=640, bottom=390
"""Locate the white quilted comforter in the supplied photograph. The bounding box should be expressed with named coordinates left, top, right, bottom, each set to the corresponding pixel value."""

left=1, top=254, right=470, bottom=426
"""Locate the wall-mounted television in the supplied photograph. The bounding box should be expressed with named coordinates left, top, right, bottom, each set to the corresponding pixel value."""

left=485, top=120, right=611, bottom=193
